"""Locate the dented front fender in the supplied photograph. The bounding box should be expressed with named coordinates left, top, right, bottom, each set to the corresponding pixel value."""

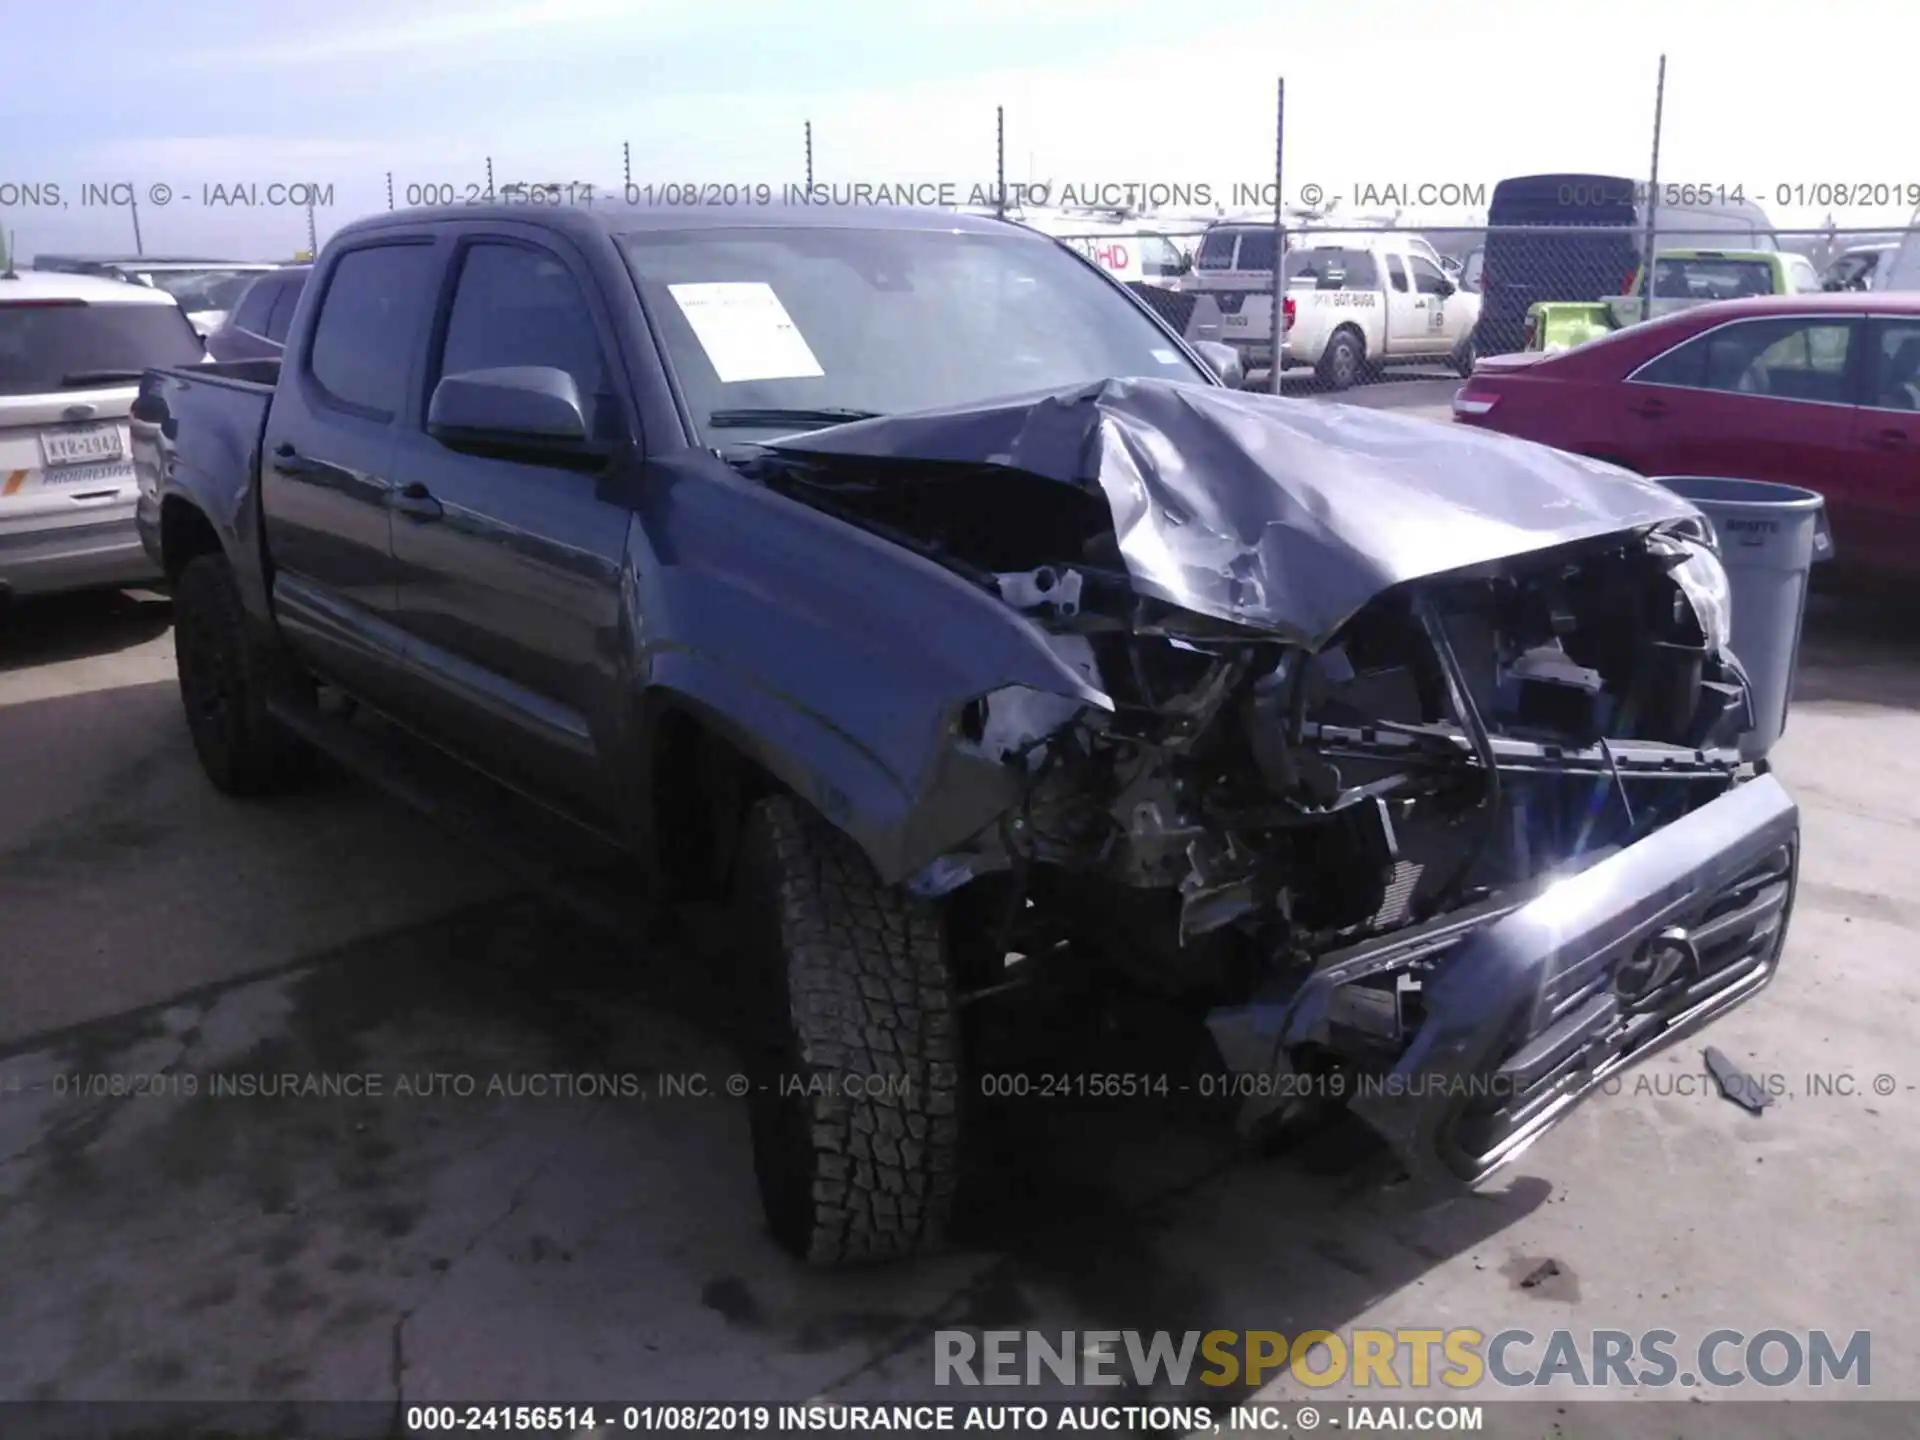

left=625, top=450, right=1110, bottom=883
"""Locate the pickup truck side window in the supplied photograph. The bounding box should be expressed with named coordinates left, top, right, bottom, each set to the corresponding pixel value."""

left=1386, top=256, right=1408, bottom=293
left=307, top=243, right=436, bottom=418
left=231, top=278, right=277, bottom=337
left=433, top=242, right=611, bottom=434
left=1409, top=257, right=1448, bottom=296
left=265, top=277, right=305, bottom=344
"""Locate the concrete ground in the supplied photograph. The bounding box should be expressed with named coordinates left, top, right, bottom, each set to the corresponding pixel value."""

left=1, top=389, right=1913, bottom=1433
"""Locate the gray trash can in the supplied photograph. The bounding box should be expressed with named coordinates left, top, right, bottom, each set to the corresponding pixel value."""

left=1654, top=476, right=1832, bottom=759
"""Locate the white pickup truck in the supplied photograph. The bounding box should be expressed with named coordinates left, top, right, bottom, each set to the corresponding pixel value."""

left=1186, top=233, right=1480, bottom=389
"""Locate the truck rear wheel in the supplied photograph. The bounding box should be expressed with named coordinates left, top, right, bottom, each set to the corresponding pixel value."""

left=172, top=553, right=315, bottom=796
left=732, top=794, right=961, bottom=1265
left=1316, top=328, right=1364, bottom=390
left=1450, top=335, right=1477, bottom=377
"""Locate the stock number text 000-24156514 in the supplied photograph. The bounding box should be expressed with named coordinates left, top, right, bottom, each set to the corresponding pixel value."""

left=406, top=1404, right=781, bottom=1433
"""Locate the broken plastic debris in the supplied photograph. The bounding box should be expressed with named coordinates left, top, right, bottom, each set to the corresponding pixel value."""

left=1703, top=1045, right=1773, bottom=1114
left=1519, top=1259, right=1562, bottom=1289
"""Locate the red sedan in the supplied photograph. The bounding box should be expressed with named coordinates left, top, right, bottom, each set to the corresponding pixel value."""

left=1452, top=293, right=1920, bottom=577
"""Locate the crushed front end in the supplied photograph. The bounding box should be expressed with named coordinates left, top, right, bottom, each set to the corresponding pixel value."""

left=746, top=379, right=1801, bottom=1190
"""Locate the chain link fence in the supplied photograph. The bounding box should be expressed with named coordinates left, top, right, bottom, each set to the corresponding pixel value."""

left=1032, top=220, right=1917, bottom=387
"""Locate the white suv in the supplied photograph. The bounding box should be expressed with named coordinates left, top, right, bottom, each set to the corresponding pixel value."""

left=0, top=270, right=205, bottom=599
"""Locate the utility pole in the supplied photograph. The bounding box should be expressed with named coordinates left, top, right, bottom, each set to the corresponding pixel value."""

left=1269, top=78, right=1286, bottom=395
left=995, top=106, right=1007, bottom=217
left=1640, top=55, right=1668, bottom=323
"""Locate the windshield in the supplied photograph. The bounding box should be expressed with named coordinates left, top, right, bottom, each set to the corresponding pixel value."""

left=0, top=300, right=206, bottom=396
left=620, top=225, right=1209, bottom=444
left=1651, top=257, right=1778, bottom=300
left=138, top=268, right=269, bottom=313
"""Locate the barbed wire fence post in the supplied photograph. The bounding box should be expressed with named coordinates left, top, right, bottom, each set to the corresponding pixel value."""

left=306, top=198, right=317, bottom=257
left=386, top=172, right=394, bottom=211
left=805, top=121, right=814, bottom=195
left=485, top=156, right=495, bottom=202
left=1269, top=77, right=1286, bottom=395
left=129, top=194, right=144, bottom=256
left=996, top=106, right=1006, bottom=219
left=623, top=141, right=632, bottom=201
left=1641, top=54, right=1667, bottom=323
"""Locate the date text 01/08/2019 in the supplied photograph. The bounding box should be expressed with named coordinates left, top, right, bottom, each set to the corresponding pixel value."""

left=974, top=1072, right=1519, bottom=1101
left=1555, top=180, right=1920, bottom=209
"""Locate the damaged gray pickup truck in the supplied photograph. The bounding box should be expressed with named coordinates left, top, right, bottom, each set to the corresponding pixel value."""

left=131, top=202, right=1798, bottom=1268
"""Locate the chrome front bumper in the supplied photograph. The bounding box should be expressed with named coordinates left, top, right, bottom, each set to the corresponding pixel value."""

left=1207, top=773, right=1799, bottom=1188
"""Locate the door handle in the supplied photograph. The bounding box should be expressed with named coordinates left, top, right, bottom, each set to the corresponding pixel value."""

left=270, top=441, right=318, bottom=476
left=1874, top=428, right=1910, bottom=450
left=389, top=483, right=443, bottom=521
left=1630, top=397, right=1669, bottom=418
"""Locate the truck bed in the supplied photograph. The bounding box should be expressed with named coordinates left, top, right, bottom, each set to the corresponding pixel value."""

left=130, top=360, right=280, bottom=576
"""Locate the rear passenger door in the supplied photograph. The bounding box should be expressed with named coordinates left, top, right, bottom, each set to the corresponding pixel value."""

left=1846, top=316, right=1920, bottom=574
left=1618, top=314, right=1862, bottom=526
left=262, top=238, right=439, bottom=706
left=383, top=230, right=637, bottom=815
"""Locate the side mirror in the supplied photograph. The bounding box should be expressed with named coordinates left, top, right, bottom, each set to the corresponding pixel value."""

left=1436, top=280, right=1456, bottom=298
left=427, top=366, right=588, bottom=448
left=1191, top=340, right=1244, bottom=389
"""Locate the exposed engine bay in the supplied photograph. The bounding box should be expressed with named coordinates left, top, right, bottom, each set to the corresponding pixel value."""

left=732, top=379, right=1785, bottom=1172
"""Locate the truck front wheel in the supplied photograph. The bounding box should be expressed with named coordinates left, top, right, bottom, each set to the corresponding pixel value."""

left=1316, top=328, right=1364, bottom=390
left=172, top=553, right=316, bottom=796
left=732, top=794, right=961, bottom=1265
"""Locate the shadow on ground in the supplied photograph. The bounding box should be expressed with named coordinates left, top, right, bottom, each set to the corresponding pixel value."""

left=0, top=886, right=1548, bottom=1406
left=0, top=590, right=173, bottom=675
left=1795, top=587, right=1920, bottom=711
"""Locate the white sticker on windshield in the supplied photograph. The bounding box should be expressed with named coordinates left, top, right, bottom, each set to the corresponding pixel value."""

left=667, top=282, right=824, bottom=383
left=1151, top=348, right=1181, bottom=364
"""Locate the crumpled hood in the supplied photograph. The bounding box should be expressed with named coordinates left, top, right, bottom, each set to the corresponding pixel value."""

left=768, top=376, right=1700, bottom=648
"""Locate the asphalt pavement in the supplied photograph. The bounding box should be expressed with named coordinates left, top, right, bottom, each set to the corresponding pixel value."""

left=1, top=392, right=1913, bottom=1426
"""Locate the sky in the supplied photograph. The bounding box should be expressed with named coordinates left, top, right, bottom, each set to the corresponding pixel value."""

left=3, top=0, right=1914, bottom=261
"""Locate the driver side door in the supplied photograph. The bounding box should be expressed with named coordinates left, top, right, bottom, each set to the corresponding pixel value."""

left=1383, top=255, right=1427, bottom=348
left=1407, top=255, right=1456, bottom=355
left=382, top=230, right=640, bottom=817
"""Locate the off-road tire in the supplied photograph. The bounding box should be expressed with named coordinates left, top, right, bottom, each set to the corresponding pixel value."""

left=1316, top=327, right=1364, bottom=391
left=733, top=794, right=961, bottom=1265
left=172, top=553, right=315, bottom=796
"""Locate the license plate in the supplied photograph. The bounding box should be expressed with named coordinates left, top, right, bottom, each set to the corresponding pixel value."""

left=40, top=424, right=123, bottom=467
left=1224, top=315, right=1250, bottom=328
